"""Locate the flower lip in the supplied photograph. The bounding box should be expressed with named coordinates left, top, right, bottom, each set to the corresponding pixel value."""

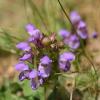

left=59, top=52, right=75, bottom=62
left=16, top=42, right=31, bottom=51
left=15, top=62, right=29, bottom=71
left=19, top=70, right=31, bottom=81
left=20, top=53, right=32, bottom=61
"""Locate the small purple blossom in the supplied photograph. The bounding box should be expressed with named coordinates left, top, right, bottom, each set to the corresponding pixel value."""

left=29, top=69, right=38, bottom=79
left=19, top=70, right=31, bottom=81
left=92, top=32, right=98, bottom=38
left=38, top=64, right=51, bottom=78
left=30, top=79, right=40, bottom=90
left=68, top=34, right=80, bottom=49
left=28, top=69, right=41, bottom=90
left=59, top=61, right=70, bottom=72
left=15, top=62, right=29, bottom=71
left=40, top=56, right=52, bottom=65
left=25, top=23, right=36, bottom=35
left=16, top=42, right=31, bottom=51
left=59, top=29, right=70, bottom=39
left=77, top=21, right=88, bottom=39
left=59, top=52, right=75, bottom=71
left=26, top=24, right=43, bottom=40
left=70, top=11, right=81, bottom=26
left=38, top=56, right=52, bottom=78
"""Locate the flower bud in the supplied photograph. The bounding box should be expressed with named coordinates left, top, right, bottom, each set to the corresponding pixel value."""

left=42, top=37, right=51, bottom=46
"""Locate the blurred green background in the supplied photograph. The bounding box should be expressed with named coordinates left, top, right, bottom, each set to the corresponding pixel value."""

left=0, top=0, right=100, bottom=100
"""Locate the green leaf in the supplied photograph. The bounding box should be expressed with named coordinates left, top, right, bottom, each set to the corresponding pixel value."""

left=22, top=80, right=44, bottom=100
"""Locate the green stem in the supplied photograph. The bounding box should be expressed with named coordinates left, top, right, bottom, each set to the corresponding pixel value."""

left=58, top=0, right=77, bottom=33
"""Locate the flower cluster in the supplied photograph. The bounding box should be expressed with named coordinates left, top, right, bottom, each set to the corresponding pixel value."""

left=59, top=11, right=88, bottom=50
left=15, top=24, right=75, bottom=90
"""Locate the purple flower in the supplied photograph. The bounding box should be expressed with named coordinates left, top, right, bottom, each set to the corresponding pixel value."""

left=25, top=23, right=36, bottom=35
left=59, top=61, right=70, bottom=72
left=92, top=32, right=98, bottom=38
left=20, top=53, right=32, bottom=61
left=59, top=52, right=75, bottom=71
left=15, top=62, right=31, bottom=81
left=26, top=24, right=43, bottom=40
left=59, top=29, right=70, bottom=39
left=29, top=69, right=38, bottom=79
left=40, top=56, right=52, bottom=65
left=68, top=34, right=80, bottom=49
left=15, top=62, right=29, bottom=71
left=16, top=42, right=31, bottom=51
left=30, top=79, right=40, bottom=90
left=77, top=21, right=88, bottom=39
left=19, top=70, right=31, bottom=81
left=28, top=69, right=41, bottom=90
left=38, top=64, right=51, bottom=78
left=59, top=52, right=75, bottom=62
left=70, top=11, right=81, bottom=26
left=38, top=56, right=52, bottom=78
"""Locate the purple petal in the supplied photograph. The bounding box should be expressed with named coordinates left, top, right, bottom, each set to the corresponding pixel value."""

left=39, top=78, right=44, bottom=85
left=19, top=70, right=30, bottom=81
left=59, top=61, right=70, bottom=72
left=92, top=32, right=98, bottom=38
left=30, top=79, right=40, bottom=90
left=59, top=52, right=75, bottom=61
left=78, top=21, right=86, bottom=29
left=29, top=69, right=38, bottom=79
left=68, top=34, right=80, bottom=49
left=38, top=64, right=51, bottom=78
left=25, top=23, right=36, bottom=35
left=70, top=11, right=81, bottom=25
left=77, top=21, right=88, bottom=39
left=15, top=62, right=29, bottom=71
left=16, top=42, right=31, bottom=51
left=20, top=53, right=32, bottom=61
left=77, top=30, right=88, bottom=39
left=59, top=29, right=70, bottom=39
left=40, top=56, right=52, bottom=65
left=31, top=29, right=43, bottom=39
